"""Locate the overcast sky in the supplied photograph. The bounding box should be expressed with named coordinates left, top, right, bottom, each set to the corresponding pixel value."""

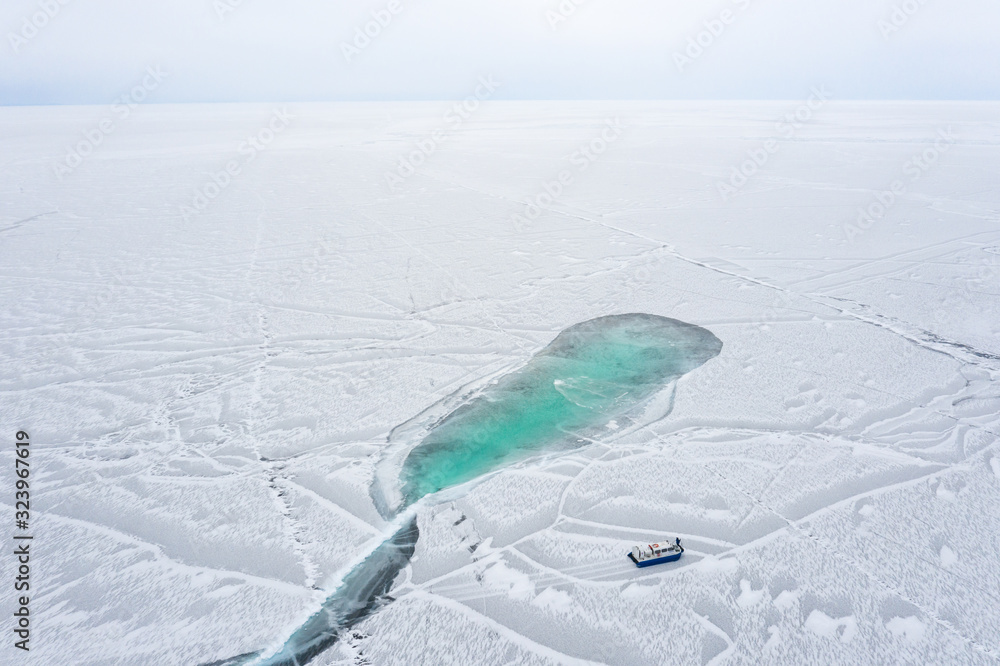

left=1, top=0, right=996, bottom=104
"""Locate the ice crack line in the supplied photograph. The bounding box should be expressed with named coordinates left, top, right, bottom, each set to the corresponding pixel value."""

left=668, top=251, right=1000, bottom=372
left=250, top=313, right=321, bottom=590
left=553, top=207, right=1000, bottom=373
left=0, top=210, right=57, bottom=235
left=343, top=201, right=536, bottom=358
left=697, top=445, right=999, bottom=660
left=242, top=198, right=322, bottom=590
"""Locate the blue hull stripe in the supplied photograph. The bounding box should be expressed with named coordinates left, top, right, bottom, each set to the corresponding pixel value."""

left=627, top=551, right=683, bottom=567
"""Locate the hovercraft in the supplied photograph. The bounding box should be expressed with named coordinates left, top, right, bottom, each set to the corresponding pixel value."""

left=628, top=538, right=683, bottom=567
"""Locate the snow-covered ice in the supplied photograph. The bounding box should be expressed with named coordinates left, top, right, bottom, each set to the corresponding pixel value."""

left=1, top=101, right=999, bottom=665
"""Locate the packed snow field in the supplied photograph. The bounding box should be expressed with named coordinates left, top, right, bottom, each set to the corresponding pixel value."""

left=1, top=101, right=999, bottom=665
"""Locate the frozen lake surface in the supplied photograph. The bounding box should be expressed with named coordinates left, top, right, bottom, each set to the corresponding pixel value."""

left=1, top=101, right=999, bottom=664
left=239, top=313, right=719, bottom=665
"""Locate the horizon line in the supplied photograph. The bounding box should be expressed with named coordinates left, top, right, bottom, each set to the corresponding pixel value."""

left=3, top=97, right=999, bottom=108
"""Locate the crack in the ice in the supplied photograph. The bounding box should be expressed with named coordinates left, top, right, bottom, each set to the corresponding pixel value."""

left=698, top=441, right=1000, bottom=660
left=538, top=205, right=1000, bottom=374
left=0, top=210, right=57, bottom=235
left=241, top=198, right=323, bottom=591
